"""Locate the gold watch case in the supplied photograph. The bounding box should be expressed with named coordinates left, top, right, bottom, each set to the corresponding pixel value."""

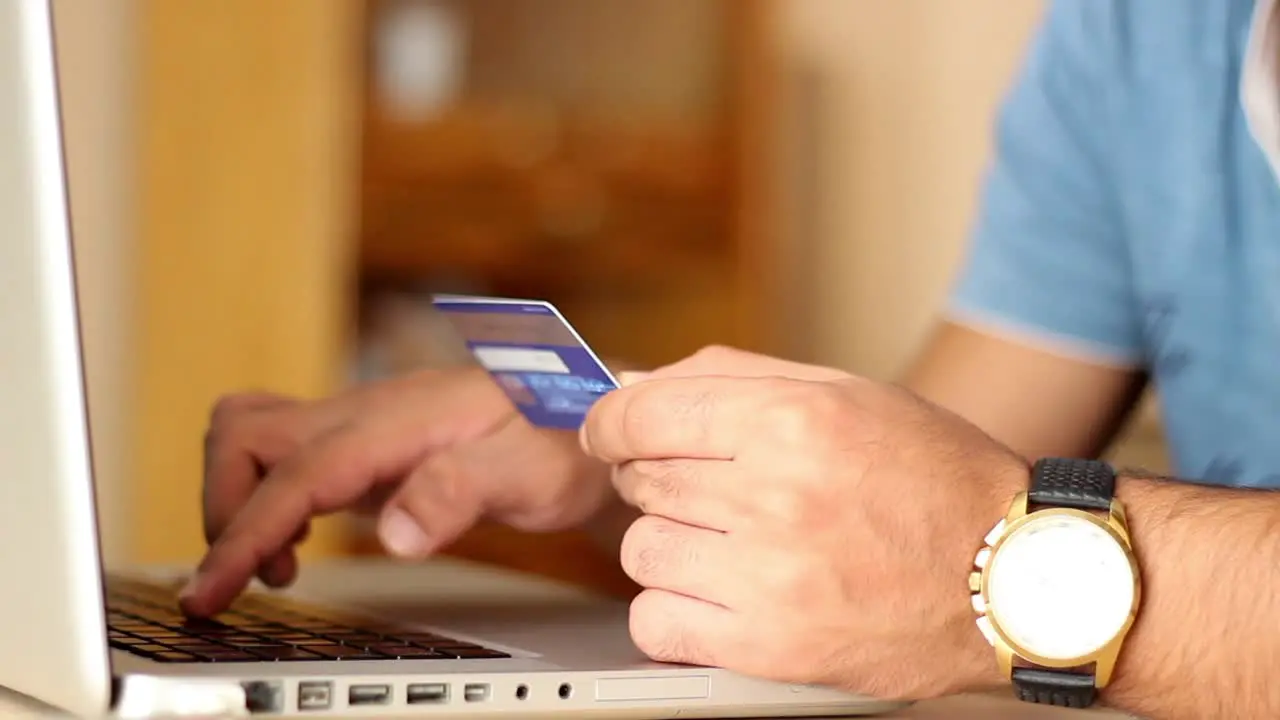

left=969, top=491, right=1141, bottom=688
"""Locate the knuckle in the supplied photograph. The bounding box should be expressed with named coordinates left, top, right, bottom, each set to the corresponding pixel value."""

left=204, top=414, right=254, bottom=454
left=769, top=467, right=837, bottom=527
left=619, top=391, right=657, bottom=448
left=205, top=394, right=297, bottom=459
left=626, top=460, right=683, bottom=511
left=208, top=392, right=288, bottom=432
left=764, top=400, right=816, bottom=449
left=762, top=382, right=846, bottom=450
left=627, top=591, right=664, bottom=657
left=300, top=425, right=373, bottom=508
left=689, top=344, right=743, bottom=365
left=619, top=516, right=669, bottom=585
left=208, top=394, right=255, bottom=428
left=628, top=590, right=685, bottom=662
left=616, top=384, right=718, bottom=456
left=676, top=389, right=717, bottom=436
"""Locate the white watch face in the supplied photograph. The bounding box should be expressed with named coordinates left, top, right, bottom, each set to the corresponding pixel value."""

left=986, top=513, right=1135, bottom=661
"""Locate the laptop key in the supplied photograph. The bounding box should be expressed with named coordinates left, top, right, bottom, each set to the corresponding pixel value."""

left=285, top=638, right=338, bottom=647
left=131, top=644, right=173, bottom=654
left=307, top=645, right=385, bottom=660
left=246, top=646, right=324, bottom=661
left=443, top=647, right=512, bottom=659
left=197, top=649, right=260, bottom=662
left=149, top=651, right=200, bottom=663
left=325, top=632, right=383, bottom=645
left=233, top=642, right=289, bottom=650
left=192, top=627, right=249, bottom=636
left=268, top=634, right=318, bottom=642
left=107, top=638, right=148, bottom=648
left=217, top=634, right=269, bottom=645
left=167, top=643, right=227, bottom=653
left=369, top=645, right=449, bottom=659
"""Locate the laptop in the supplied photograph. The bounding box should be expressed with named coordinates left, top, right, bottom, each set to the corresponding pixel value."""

left=0, top=3, right=910, bottom=717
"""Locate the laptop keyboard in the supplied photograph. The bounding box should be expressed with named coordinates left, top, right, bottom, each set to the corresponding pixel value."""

left=104, top=576, right=510, bottom=664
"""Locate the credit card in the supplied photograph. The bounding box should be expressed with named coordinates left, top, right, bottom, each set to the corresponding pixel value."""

left=431, top=295, right=619, bottom=430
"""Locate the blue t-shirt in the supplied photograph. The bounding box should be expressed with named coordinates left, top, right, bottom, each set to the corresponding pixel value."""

left=949, top=0, right=1280, bottom=487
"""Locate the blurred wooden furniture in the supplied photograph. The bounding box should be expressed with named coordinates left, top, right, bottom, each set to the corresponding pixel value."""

left=357, top=0, right=782, bottom=365
left=349, top=0, right=783, bottom=596
left=129, top=0, right=362, bottom=565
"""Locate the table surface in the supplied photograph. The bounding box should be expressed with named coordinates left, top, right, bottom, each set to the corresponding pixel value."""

left=0, top=559, right=1136, bottom=719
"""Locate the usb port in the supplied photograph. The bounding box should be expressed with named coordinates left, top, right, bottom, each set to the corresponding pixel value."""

left=407, top=683, right=449, bottom=705
left=464, top=683, right=490, bottom=703
left=348, top=684, right=391, bottom=706
left=297, top=681, right=332, bottom=711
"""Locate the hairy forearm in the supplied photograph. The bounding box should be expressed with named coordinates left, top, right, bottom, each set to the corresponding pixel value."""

left=1103, top=470, right=1280, bottom=719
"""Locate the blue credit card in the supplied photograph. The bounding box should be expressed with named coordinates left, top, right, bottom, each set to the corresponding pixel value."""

left=431, top=295, right=620, bottom=430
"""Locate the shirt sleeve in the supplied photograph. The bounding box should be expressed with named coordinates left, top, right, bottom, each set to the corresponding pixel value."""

left=947, top=0, right=1144, bottom=366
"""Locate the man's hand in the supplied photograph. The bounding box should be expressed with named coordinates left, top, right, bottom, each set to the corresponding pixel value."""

left=183, top=366, right=613, bottom=617
left=580, top=368, right=1028, bottom=701
left=624, top=345, right=854, bottom=384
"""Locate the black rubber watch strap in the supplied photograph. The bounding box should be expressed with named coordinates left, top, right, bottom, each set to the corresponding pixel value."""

left=1012, top=458, right=1115, bottom=708
left=1012, top=668, right=1097, bottom=708
left=1027, top=457, right=1115, bottom=511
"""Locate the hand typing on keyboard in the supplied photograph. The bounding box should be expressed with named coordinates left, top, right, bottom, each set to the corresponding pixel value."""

left=182, top=365, right=622, bottom=618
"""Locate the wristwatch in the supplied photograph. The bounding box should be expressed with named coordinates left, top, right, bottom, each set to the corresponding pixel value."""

left=970, top=458, right=1142, bottom=708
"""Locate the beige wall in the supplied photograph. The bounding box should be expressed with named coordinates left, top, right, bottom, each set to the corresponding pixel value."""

left=777, top=0, right=1046, bottom=379
left=52, top=0, right=136, bottom=565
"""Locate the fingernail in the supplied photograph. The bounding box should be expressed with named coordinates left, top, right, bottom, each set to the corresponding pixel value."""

left=378, top=508, right=432, bottom=558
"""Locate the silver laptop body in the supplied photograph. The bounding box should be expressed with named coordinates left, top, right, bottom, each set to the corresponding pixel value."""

left=0, top=3, right=908, bottom=717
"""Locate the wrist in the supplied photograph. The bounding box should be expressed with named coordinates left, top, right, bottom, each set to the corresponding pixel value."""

left=1098, top=471, right=1177, bottom=704
left=955, top=455, right=1031, bottom=693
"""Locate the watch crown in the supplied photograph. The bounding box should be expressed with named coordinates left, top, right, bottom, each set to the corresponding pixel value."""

left=975, top=615, right=996, bottom=646
left=974, top=548, right=991, bottom=570
left=983, top=519, right=1007, bottom=547
left=968, top=571, right=982, bottom=593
